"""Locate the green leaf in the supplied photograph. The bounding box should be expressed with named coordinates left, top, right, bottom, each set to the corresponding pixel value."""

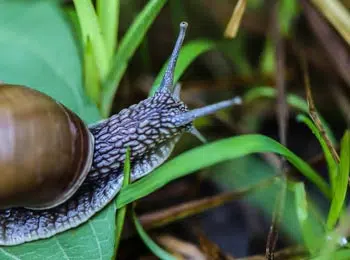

left=132, top=210, right=176, bottom=260
left=150, top=39, right=216, bottom=96
left=259, top=39, right=275, bottom=75
left=116, top=134, right=331, bottom=209
left=327, top=131, right=350, bottom=230
left=0, top=204, right=117, bottom=260
left=312, top=249, right=350, bottom=260
left=101, top=0, right=167, bottom=117
left=218, top=35, right=253, bottom=76
left=150, top=38, right=253, bottom=97
left=279, top=0, right=300, bottom=36
left=97, top=0, right=119, bottom=61
left=114, top=147, right=131, bottom=256
left=0, top=1, right=118, bottom=259
left=297, top=114, right=338, bottom=194
left=73, top=0, right=109, bottom=81
left=83, top=37, right=101, bottom=106
left=0, top=0, right=100, bottom=124
left=243, top=86, right=337, bottom=144
left=293, top=182, right=323, bottom=254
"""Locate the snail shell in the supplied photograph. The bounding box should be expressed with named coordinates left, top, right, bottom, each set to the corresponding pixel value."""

left=0, top=84, right=94, bottom=210
left=0, top=22, right=241, bottom=246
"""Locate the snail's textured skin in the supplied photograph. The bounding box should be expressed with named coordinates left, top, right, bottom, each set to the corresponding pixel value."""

left=0, top=21, right=241, bottom=246
left=0, top=90, right=190, bottom=245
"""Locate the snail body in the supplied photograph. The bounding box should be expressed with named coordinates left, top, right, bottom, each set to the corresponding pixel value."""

left=0, top=22, right=241, bottom=246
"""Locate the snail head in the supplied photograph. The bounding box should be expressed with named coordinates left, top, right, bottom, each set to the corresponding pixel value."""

left=92, top=22, right=241, bottom=180
left=151, top=21, right=242, bottom=143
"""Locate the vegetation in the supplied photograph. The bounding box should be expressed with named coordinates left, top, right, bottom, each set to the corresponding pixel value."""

left=0, top=0, right=349, bottom=259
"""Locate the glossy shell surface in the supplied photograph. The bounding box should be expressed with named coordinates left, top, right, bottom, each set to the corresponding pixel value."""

left=0, top=84, right=94, bottom=209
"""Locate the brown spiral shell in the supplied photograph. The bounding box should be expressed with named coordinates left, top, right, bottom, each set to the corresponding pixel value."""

left=0, top=84, right=94, bottom=210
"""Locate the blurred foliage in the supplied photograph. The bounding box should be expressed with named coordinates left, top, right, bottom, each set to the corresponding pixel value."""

left=0, top=0, right=349, bottom=259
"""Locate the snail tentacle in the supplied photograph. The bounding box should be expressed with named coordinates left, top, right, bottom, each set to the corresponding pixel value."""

left=0, top=21, right=243, bottom=246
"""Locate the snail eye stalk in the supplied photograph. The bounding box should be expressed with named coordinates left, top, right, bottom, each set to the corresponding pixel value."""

left=157, top=22, right=188, bottom=94
left=173, top=97, right=242, bottom=126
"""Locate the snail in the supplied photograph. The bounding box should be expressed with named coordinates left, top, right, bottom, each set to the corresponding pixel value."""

left=0, top=22, right=241, bottom=246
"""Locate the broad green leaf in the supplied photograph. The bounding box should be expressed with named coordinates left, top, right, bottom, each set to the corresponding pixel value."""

left=116, top=134, right=331, bottom=208
left=102, top=0, right=167, bottom=117
left=297, top=114, right=338, bottom=194
left=114, top=148, right=131, bottom=256
left=73, top=0, right=109, bottom=81
left=0, top=0, right=100, bottom=124
left=150, top=40, right=216, bottom=96
left=243, top=87, right=337, bottom=144
left=97, top=0, right=119, bottom=62
left=0, top=205, right=117, bottom=260
left=132, top=210, right=176, bottom=260
left=0, top=1, right=118, bottom=259
left=327, top=131, right=350, bottom=229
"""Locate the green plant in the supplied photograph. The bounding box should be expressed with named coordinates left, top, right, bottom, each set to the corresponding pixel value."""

left=0, top=1, right=349, bottom=259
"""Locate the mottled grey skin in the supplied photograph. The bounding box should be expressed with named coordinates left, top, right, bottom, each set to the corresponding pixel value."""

left=0, top=22, right=191, bottom=246
left=0, top=21, right=241, bottom=246
left=0, top=89, right=191, bottom=246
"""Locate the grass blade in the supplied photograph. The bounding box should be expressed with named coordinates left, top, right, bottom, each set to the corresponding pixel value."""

left=327, top=131, right=350, bottom=229
left=297, top=114, right=338, bottom=194
left=259, top=40, right=275, bottom=75
left=97, top=0, right=119, bottom=61
left=101, top=0, right=167, bottom=117
left=73, top=0, right=109, bottom=81
left=313, top=249, right=350, bottom=260
left=114, top=147, right=131, bottom=256
left=310, top=0, right=350, bottom=46
left=243, top=86, right=337, bottom=144
left=279, top=0, right=300, bottom=36
left=150, top=39, right=253, bottom=97
left=224, top=0, right=247, bottom=38
left=116, top=134, right=331, bottom=209
left=293, top=182, right=323, bottom=254
left=302, top=58, right=339, bottom=162
left=140, top=177, right=275, bottom=230
left=132, top=209, right=176, bottom=260
left=83, top=37, right=101, bottom=105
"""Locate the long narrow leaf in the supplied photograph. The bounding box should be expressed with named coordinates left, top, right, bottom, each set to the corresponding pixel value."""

left=73, top=0, right=109, bottom=81
left=132, top=210, right=176, bottom=260
left=312, top=249, right=350, bottom=260
left=116, top=134, right=330, bottom=209
left=327, top=131, right=350, bottom=229
left=293, top=182, right=323, bottom=254
left=149, top=40, right=216, bottom=96
left=243, top=86, right=337, bottom=144
left=150, top=39, right=252, bottom=97
left=101, top=0, right=167, bottom=117
left=297, top=114, right=338, bottom=193
left=114, top=147, right=131, bottom=256
left=97, top=0, right=119, bottom=61
left=83, top=37, right=101, bottom=105
left=310, top=0, right=350, bottom=46
left=224, top=0, right=247, bottom=38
